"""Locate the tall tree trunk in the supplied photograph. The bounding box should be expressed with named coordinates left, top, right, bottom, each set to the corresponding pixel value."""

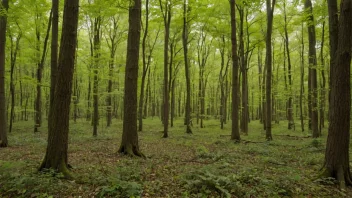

left=283, top=0, right=294, bottom=129
left=300, top=22, right=305, bottom=132
left=323, top=0, right=352, bottom=188
left=265, top=0, right=276, bottom=141
left=305, top=0, right=319, bottom=138
left=0, top=0, right=9, bottom=147
left=48, top=0, right=59, bottom=130
left=92, top=17, right=101, bottom=137
left=39, top=0, right=79, bottom=178
left=160, top=0, right=171, bottom=138
left=118, top=0, right=144, bottom=157
left=183, top=0, right=192, bottom=134
left=230, top=0, right=240, bottom=141
left=319, top=21, right=326, bottom=134
left=35, top=12, right=52, bottom=132
left=9, top=30, right=21, bottom=133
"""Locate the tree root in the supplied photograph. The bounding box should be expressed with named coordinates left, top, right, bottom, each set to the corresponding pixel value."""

left=319, top=166, right=352, bottom=190
left=118, top=144, right=146, bottom=159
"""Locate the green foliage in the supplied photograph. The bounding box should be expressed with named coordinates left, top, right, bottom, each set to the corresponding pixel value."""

left=98, top=166, right=143, bottom=197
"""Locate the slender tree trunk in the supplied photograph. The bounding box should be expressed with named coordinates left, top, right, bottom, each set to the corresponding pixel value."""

left=300, top=22, right=305, bottom=132
left=48, top=0, right=59, bottom=130
left=319, top=21, right=326, bottom=134
left=183, top=0, right=192, bottom=134
left=265, top=0, right=276, bottom=141
left=35, top=12, right=52, bottom=132
left=283, top=0, right=294, bottom=129
left=118, top=0, right=144, bottom=157
left=0, top=0, right=9, bottom=147
left=305, top=0, right=319, bottom=138
left=39, top=0, right=79, bottom=178
left=9, top=30, right=21, bottom=133
left=323, top=0, right=352, bottom=188
left=92, top=17, right=101, bottom=137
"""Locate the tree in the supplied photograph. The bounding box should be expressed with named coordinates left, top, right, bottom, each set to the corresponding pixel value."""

left=230, top=0, right=240, bottom=141
left=39, top=0, right=80, bottom=178
left=0, top=0, right=9, bottom=147
left=182, top=0, right=192, bottom=134
left=34, top=11, right=52, bottom=132
left=265, top=0, right=276, bottom=141
left=323, top=0, right=352, bottom=188
left=159, top=0, right=171, bottom=138
left=49, top=0, right=59, bottom=130
left=118, top=0, right=144, bottom=157
left=305, top=0, right=319, bottom=138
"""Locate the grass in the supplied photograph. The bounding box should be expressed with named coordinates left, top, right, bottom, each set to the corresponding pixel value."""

left=0, top=117, right=350, bottom=197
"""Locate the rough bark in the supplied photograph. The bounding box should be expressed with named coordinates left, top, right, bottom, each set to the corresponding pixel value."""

left=323, top=0, right=352, bottom=188
left=0, top=0, right=9, bottom=147
left=39, top=0, right=79, bottom=178
left=118, top=0, right=144, bottom=157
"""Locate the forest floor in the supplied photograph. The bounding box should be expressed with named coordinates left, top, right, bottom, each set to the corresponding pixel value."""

left=0, top=118, right=351, bottom=198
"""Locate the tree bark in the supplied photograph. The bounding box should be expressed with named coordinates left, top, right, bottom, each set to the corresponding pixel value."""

left=39, top=0, right=79, bottom=178
left=265, top=0, right=276, bottom=141
left=118, top=0, right=144, bottom=157
left=324, top=0, right=352, bottom=188
left=230, top=0, right=240, bottom=141
left=0, top=0, right=9, bottom=147
left=183, top=0, right=192, bottom=134
left=48, top=0, right=59, bottom=130
left=305, top=0, right=319, bottom=138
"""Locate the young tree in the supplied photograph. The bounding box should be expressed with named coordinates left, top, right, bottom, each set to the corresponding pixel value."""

left=39, top=0, right=80, bottom=178
left=230, top=0, right=240, bottom=141
left=265, top=0, right=276, bottom=141
left=323, top=0, right=352, bottom=188
left=118, top=0, right=144, bottom=157
left=0, top=0, right=9, bottom=147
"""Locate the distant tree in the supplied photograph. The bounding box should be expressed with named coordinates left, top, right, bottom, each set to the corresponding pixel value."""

left=323, top=0, right=352, bottom=188
left=39, top=0, right=80, bottom=178
left=0, top=0, right=9, bottom=147
left=118, top=0, right=144, bottom=157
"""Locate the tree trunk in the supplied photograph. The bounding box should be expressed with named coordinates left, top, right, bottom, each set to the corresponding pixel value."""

left=118, top=0, right=144, bottom=157
left=305, top=0, right=319, bottom=138
left=283, top=0, right=294, bottom=129
left=39, top=0, right=79, bottom=178
left=300, top=22, right=305, bottom=132
left=265, top=0, right=276, bottom=141
left=0, top=0, right=9, bottom=147
left=48, top=0, right=59, bottom=130
left=230, top=0, right=240, bottom=141
left=92, top=17, right=101, bottom=137
left=183, top=0, right=192, bottom=134
left=323, top=0, right=352, bottom=188
left=35, top=12, right=52, bottom=132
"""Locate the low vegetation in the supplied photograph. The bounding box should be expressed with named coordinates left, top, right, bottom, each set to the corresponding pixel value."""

left=0, top=118, right=350, bottom=197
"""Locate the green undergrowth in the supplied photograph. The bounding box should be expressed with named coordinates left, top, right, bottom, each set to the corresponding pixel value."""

left=0, top=118, right=351, bottom=197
